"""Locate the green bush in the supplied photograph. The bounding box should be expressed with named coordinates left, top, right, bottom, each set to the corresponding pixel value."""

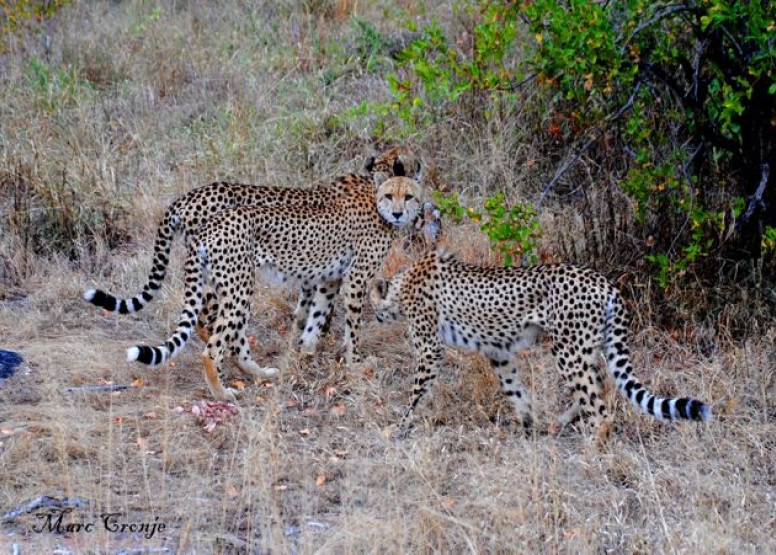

left=1, top=0, right=70, bottom=51
left=523, top=0, right=775, bottom=282
left=433, top=191, right=541, bottom=267
left=367, top=0, right=775, bottom=288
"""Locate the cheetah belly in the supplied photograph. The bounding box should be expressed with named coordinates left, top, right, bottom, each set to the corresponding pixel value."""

left=438, top=319, right=478, bottom=351
left=256, top=250, right=354, bottom=289
left=438, top=316, right=541, bottom=358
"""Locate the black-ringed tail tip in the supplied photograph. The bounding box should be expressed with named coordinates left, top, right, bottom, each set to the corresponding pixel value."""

left=84, top=288, right=151, bottom=314
left=126, top=345, right=169, bottom=366
left=654, top=398, right=712, bottom=421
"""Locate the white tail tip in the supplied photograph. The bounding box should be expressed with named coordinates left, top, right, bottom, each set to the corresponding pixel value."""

left=126, top=346, right=140, bottom=362
left=700, top=404, right=713, bottom=421
left=84, top=289, right=97, bottom=302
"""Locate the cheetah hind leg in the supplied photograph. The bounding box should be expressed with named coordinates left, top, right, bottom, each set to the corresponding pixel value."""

left=297, top=280, right=340, bottom=356
left=201, top=353, right=239, bottom=402
left=201, top=294, right=278, bottom=380
left=293, top=286, right=315, bottom=332
left=489, top=355, right=544, bottom=436
left=195, top=290, right=218, bottom=342
left=229, top=342, right=279, bottom=380
left=555, top=343, right=613, bottom=444
left=550, top=403, right=582, bottom=435
left=227, top=308, right=279, bottom=380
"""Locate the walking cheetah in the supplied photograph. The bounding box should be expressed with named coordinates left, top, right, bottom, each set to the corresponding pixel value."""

left=84, top=147, right=420, bottom=329
left=127, top=175, right=424, bottom=401
left=369, top=249, right=712, bottom=440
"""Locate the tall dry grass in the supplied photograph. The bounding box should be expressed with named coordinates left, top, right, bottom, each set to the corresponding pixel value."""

left=1, top=1, right=774, bottom=553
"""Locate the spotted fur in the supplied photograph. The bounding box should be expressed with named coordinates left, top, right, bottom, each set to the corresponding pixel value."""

left=84, top=147, right=421, bottom=317
left=370, top=249, right=712, bottom=439
left=127, top=176, right=424, bottom=401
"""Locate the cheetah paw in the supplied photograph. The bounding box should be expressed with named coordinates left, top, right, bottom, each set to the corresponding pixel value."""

left=213, top=387, right=239, bottom=403
left=348, top=355, right=378, bottom=374
left=381, top=424, right=408, bottom=441
left=258, top=366, right=280, bottom=379
left=299, top=344, right=317, bottom=357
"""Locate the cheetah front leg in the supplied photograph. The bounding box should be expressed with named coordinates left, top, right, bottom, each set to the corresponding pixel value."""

left=293, top=286, right=315, bottom=332
left=283, top=285, right=316, bottom=367
left=492, top=323, right=543, bottom=434
left=340, top=263, right=376, bottom=369
left=394, top=324, right=444, bottom=438
left=280, top=281, right=340, bottom=372
left=297, top=280, right=340, bottom=355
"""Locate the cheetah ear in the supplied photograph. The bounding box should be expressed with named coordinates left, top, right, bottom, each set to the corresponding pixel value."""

left=364, top=156, right=376, bottom=173
left=413, top=158, right=423, bottom=183
left=372, top=171, right=389, bottom=187
left=392, top=158, right=406, bottom=177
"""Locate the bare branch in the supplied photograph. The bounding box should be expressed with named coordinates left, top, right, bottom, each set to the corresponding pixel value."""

left=65, top=384, right=130, bottom=393
left=718, top=23, right=745, bottom=58
left=536, top=83, right=642, bottom=211
left=618, top=4, right=696, bottom=48
left=3, top=495, right=85, bottom=523
left=737, top=163, right=770, bottom=228
left=503, top=72, right=537, bottom=92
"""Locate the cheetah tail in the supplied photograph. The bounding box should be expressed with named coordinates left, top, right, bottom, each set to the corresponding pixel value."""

left=84, top=210, right=181, bottom=314
left=603, top=295, right=712, bottom=422
left=126, top=239, right=204, bottom=367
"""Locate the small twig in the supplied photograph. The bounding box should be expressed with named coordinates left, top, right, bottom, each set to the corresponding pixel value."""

left=502, top=72, right=537, bottom=92
left=718, top=23, right=745, bottom=58
left=64, top=384, right=130, bottom=393
left=536, top=132, right=602, bottom=212
left=680, top=141, right=704, bottom=187
left=618, top=4, right=695, bottom=47
left=688, top=37, right=710, bottom=103
left=115, top=549, right=172, bottom=555
left=3, top=495, right=85, bottom=523
left=662, top=139, right=705, bottom=254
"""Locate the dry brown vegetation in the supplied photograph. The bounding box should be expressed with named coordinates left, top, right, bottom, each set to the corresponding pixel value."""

left=1, top=1, right=775, bottom=553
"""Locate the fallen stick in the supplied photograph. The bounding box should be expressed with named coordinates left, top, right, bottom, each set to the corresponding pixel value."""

left=64, top=384, right=130, bottom=393
left=3, top=495, right=85, bottom=523
left=115, top=548, right=172, bottom=555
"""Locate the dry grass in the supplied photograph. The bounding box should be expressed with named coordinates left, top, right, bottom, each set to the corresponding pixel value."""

left=1, top=1, right=775, bottom=553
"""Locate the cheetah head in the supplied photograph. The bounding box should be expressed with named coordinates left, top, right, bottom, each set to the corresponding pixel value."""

left=365, top=146, right=422, bottom=184
left=375, top=176, right=423, bottom=228
left=369, top=273, right=407, bottom=323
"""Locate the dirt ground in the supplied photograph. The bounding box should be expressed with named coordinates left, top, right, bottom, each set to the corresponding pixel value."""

left=1, top=240, right=775, bottom=553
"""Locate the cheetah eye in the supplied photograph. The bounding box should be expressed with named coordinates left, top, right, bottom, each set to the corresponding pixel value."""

left=385, top=194, right=393, bottom=200
left=405, top=194, right=414, bottom=201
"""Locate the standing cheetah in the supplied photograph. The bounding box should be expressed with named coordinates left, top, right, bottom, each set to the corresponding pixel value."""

left=369, top=249, right=712, bottom=440
left=127, top=175, right=425, bottom=401
left=84, top=147, right=421, bottom=327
